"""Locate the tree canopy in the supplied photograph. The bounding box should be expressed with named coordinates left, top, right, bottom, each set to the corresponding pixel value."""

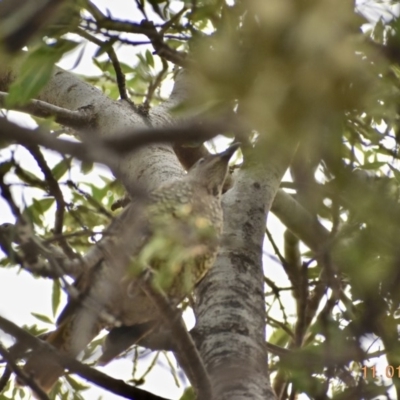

left=1, top=0, right=400, bottom=400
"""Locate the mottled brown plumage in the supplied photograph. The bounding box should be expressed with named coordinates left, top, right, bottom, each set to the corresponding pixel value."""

left=22, top=143, right=239, bottom=393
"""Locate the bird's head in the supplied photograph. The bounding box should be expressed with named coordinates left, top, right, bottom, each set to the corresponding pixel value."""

left=187, top=143, right=240, bottom=196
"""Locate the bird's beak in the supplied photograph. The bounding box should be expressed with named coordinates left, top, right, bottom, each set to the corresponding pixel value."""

left=219, top=142, right=240, bottom=160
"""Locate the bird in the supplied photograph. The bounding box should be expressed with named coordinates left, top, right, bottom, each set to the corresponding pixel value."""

left=21, top=142, right=240, bottom=393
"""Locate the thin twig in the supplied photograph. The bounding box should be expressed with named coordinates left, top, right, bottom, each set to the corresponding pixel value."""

left=25, top=145, right=76, bottom=259
left=0, top=315, right=171, bottom=400
left=144, top=59, right=168, bottom=106
left=85, top=3, right=186, bottom=66
left=75, top=28, right=130, bottom=101
left=0, top=365, right=12, bottom=393
left=0, top=172, right=21, bottom=218
left=266, top=228, right=287, bottom=266
left=266, top=315, right=294, bottom=339
left=0, top=342, right=49, bottom=400
left=160, top=6, right=188, bottom=35
left=67, top=180, right=114, bottom=219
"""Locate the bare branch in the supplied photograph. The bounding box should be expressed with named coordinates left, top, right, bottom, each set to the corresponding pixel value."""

left=0, top=364, right=11, bottom=393
left=0, top=172, right=21, bottom=218
left=0, top=116, right=239, bottom=165
left=0, top=91, right=92, bottom=128
left=0, top=342, right=49, bottom=400
left=0, top=117, right=120, bottom=168
left=86, top=3, right=186, bottom=66
left=75, top=28, right=130, bottom=102
left=0, top=315, right=172, bottom=400
left=24, top=145, right=76, bottom=258
left=271, top=190, right=330, bottom=253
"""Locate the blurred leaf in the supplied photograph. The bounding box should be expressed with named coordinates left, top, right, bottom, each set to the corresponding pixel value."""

left=22, top=324, right=48, bottom=336
left=52, top=279, right=61, bottom=317
left=6, top=39, right=80, bottom=106
left=94, top=39, right=117, bottom=58
left=179, top=387, right=195, bottom=400
left=268, top=327, right=291, bottom=347
left=0, top=161, right=13, bottom=175
left=145, top=49, right=155, bottom=68
left=26, top=201, right=44, bottom=227
left=93, top=58, right=114, bottom=75
left=33, top=198, right=55, bottom=214
left=52, top=157, right=71, bottom=180
left=31, top=312, right=53, bottom=324
left=148, top=0, right=166, bottom=19
left=88, top=182, right=108, bottom=202
left=14, top=166, right=44, bottom=188
left=80, top=161, right=94, bottom=175
left=64, top=375, right=89, bottom=392
left=360, top=161, right=386, bottom=170
left=372, top=18, right=385, bottom=43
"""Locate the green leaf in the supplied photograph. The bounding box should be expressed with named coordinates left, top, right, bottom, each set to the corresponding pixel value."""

left=33, top=198, right=55, bottom=214
left=31, top=312, right=53, bottom=324
left=88, top=182, right=108, bottom=202
left=179, top=387, right=195, bottom=400
left=22, top=324, right=48, bottom=336
left=64, top=375, right=89, bottom=391
left=6, top=39, right=80, bottom=107
left=148, top=0, right=166, bottom=19
left=80, top=161, right=94, bottom=175
left=14, top=166, right=44, bottom=188
left=145, top=49, right=155, bottom=68
left=94, top=40, right=116, bottom=58
left=0, top=161, right=13, bottom=175
left=360, top=161, right=386, bottom=170
left=119, top=62, right=136, bottom=74
left=268, top=327, right=290, bottom=347
left=93, top=58, right=114, bottom=75
left=52, top=157, right=71, bottom=180
left=389, top=164, right=400, bottom=183
left=26, top=202, right=43, bottom=227
left=52, top=279, right=61, bottom=317
left=372, top=18, right=385, bottom=43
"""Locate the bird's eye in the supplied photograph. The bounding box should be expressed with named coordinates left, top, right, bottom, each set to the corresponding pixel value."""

left=198, top=158, right=205, bottom=165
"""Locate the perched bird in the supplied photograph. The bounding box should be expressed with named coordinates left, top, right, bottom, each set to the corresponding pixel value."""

left=21, top=142, right=240, bottom=393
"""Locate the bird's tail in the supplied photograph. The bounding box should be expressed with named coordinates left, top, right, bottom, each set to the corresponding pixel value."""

left=21, top=312, right=101, bottom=394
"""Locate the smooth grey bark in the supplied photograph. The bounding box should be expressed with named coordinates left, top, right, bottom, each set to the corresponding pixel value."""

left=194, top=147, right=293, bottom=400
left=0, top=66, right=185, bottom=195
left=0, top=65, right=292, bottom=399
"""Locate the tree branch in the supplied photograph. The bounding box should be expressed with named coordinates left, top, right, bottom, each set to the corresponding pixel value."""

left=141, top=280, right=212, bottom=400
left=75, top=28, right=130, bottom=102
left=86, top=3, right=186, bottom=66
left=0, top=364, right=11, bottom=393
left=24, top=144, right=76, bottom=259
left=0, top=91, right=92, bottom=128
left=0, top=315, right=172, bottom=400
left=0, top=116, right=241, bottom=165
left=0, top=342, right=49, bottom=400
left=271, top=190, right=330, bottom=253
